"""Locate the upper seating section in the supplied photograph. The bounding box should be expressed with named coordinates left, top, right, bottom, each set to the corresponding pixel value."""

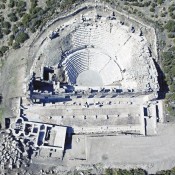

left=72, top=22, right=131, bottom=58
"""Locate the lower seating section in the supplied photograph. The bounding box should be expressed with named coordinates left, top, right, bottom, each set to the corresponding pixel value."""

left=63, top=50, right=89, bottom=84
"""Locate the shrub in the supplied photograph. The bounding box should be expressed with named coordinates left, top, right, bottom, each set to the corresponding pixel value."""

left=166, top=93, right=175, bottom=102
left=160, top=13, right=166, bottom=17
left=9, top=34, right=14, bottom=40
left=151, top=2, right=156, bottom=8
left=168, top=4, right=175, bottom=13
left=46, top=0, right=60, bottom=7
left=104, top=168, right=147, bottom=175
left=168, top=33, right=175, bottom=38
left=0, top=17, right=4, bottom=22
left=105, top=168, right=114, bottom=175
left=8, top=41, right=13, bottom=46
left=2, top=29, right=11, bottom=35
left=0, top=4, right=6, bottom=9
left=169, top=46, right=175, bottom=52
left=15, top=32, right=29, bottom=43
left=170, top=13, right=175, bottom=19
left=30, top=0, right=38, bottom=11
left=12, top=42, right=20, bottom=49
left=16, top=0, right=26, bottom=13
left=18, top=12, right=25, bottom=18
left=30, top=7, right=43, bottom=15
left=155, top=15, right=158, bottom=18
left=8, top=34, right=14, bottom=46
left=8, top=0, right=15, bottom=8
left=16, top=21, right=24, bottom=27
left=157, top=169, right=172, bottom=174
left=0, top=46, right=9, bottom=54
left=0, top=30, right=3, bottom=39
left=31, top=19, right=42, bottom=29
left=30, top=27, right=36, bottom=33
left=12, top=24, right=19, bottom=34
left=157, top=0, right=164, bottom=5
left=0, top=51, right=3, bottom=57
left=150, top=7, right=155, bottom=12
left=144, top=1, right=151, bottom=7
left=171, top=66, right=175, bottom=77
left=169, top=85, right=175, bottom=92
left=60, top=0, right=76, bottom=10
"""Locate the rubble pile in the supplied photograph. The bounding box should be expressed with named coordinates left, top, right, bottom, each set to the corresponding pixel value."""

left=0, top=130, right=34, bottom=173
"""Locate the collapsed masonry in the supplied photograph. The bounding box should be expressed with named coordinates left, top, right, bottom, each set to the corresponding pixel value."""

left=0, top=130, right=31, bottom=173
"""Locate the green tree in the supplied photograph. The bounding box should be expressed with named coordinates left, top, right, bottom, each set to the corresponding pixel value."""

left=22, top=13, right=31, bottom=27
left=8, top=13, right=18, bottom=22
left=165, top=20, right=175, bottom=32
left=2, top=21, right=11, bottom=29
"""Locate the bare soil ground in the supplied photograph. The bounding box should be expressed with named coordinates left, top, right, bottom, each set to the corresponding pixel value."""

left=86, top=123, right=175, bottom=174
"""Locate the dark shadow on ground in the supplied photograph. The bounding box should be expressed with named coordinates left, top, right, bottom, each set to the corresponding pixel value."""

left=153, top=60, right=169, bottom=99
